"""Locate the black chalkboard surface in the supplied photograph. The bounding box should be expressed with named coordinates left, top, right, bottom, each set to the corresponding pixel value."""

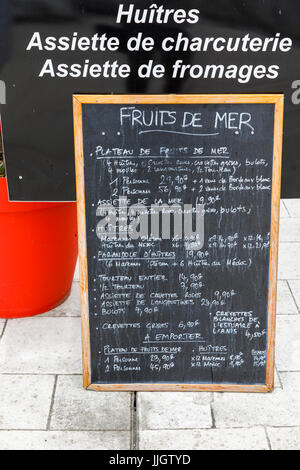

left=73, top=94, right=283, bottom=392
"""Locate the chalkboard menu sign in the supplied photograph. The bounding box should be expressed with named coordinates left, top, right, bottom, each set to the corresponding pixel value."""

left=73, top=94, right=283, bottom=392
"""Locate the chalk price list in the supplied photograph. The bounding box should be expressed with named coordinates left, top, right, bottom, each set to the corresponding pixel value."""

left=83, top=104, right=274, bottom=384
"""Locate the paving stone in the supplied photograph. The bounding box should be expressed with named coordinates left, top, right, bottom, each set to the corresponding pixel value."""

left=278, top=243, right=300, bottom=279
left=274, top=367, right=281, bottom=388
left=279, top=371, right=300, bottom=390
left=267, top=427, right=300, bottom=450
left=279, top=218, right=300, bottom=242
left=139, top=426, right=269, bottom=450
left=283, top=199, right=300, bottom=218
left=74, top=261, right=79, bottom=281
left=280, top=201, right=290, bottom=218
left=213, top=372, right=300, bottom=428
left=138, top=392, right=212, bottom=430
left=276, top=316, right=300, bottom=371
left=0, top=317, right=81, bottom=374
left=41, top=282, right=81, bottom=317
left=50, top=375, right=131, bottom=431
left=288, top=280, right=300, bottom=313
left=276, top=281, right=298, bottom=314
left=0, top=320, right=5, bottom=337
left=0, top=430, right=130, bottom=450
left=0, top=375, right=54, bottom=430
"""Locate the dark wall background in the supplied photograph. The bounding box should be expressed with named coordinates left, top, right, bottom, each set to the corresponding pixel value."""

left=0, top=0, right=299, bottom=200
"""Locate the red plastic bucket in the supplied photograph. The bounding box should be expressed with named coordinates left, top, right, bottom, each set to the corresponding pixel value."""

left=0, top=178, right=78, bottom=318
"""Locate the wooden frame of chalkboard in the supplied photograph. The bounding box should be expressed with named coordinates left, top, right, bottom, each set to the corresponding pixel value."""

left=73, top=94, right=284, bottom=392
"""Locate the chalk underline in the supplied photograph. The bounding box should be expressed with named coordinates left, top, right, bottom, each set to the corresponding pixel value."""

left=96, top=155, right=230, bottom=159
left=103, top=351, right=227, bottom=355
left=103, top=351, right=178, bottom=356
left=96, top=257, right=176, bottom=261
left=143, top=340, right=205, bottom=344
left=139, top=130, right=220, bottom=136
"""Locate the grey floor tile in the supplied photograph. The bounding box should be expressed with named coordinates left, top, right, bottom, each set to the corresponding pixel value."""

left=276, top=280, right=298, bottom=314
left=0, top=430, right=130, bottom=450
left=288, top=280, right=300, bottom=313
left=279, top=371, right=300, bottom=390
left=74, top=261, right=79, bottom=282
left=279, top=218, right=300, bottom=242
left=41, top=282, right=81, bottom=317
left=274, top=368, right=281, bottom=388
left=283, top=199, right=300, bottom=218
left=213, top=372, right=300, bottom=428
left=267, top=427, right=300, bottom=450
left=138, top=392, right=212, bottom=430
left=280, top=201, right=290, bottom=218
left=0, top=317, right=81, bottom=374
left=0, top=374, right=54, bottom=430
left=276, top=316, right=300, bottom=371
left=139, top=427, right=269, bottom=450
left=0, top=320, right=6, bottom=337
left=278, top=243, right=300, bottom=279
left=50, top=375, right=131, bottom=431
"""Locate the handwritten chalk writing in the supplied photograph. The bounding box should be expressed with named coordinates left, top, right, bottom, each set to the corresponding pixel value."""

left=120, top=107, right=254, bottom=134
left=82, top=102, right=274, bottom=385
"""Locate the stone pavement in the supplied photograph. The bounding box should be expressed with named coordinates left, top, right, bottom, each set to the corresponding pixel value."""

left=0, top=199, right=299, bottom=450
